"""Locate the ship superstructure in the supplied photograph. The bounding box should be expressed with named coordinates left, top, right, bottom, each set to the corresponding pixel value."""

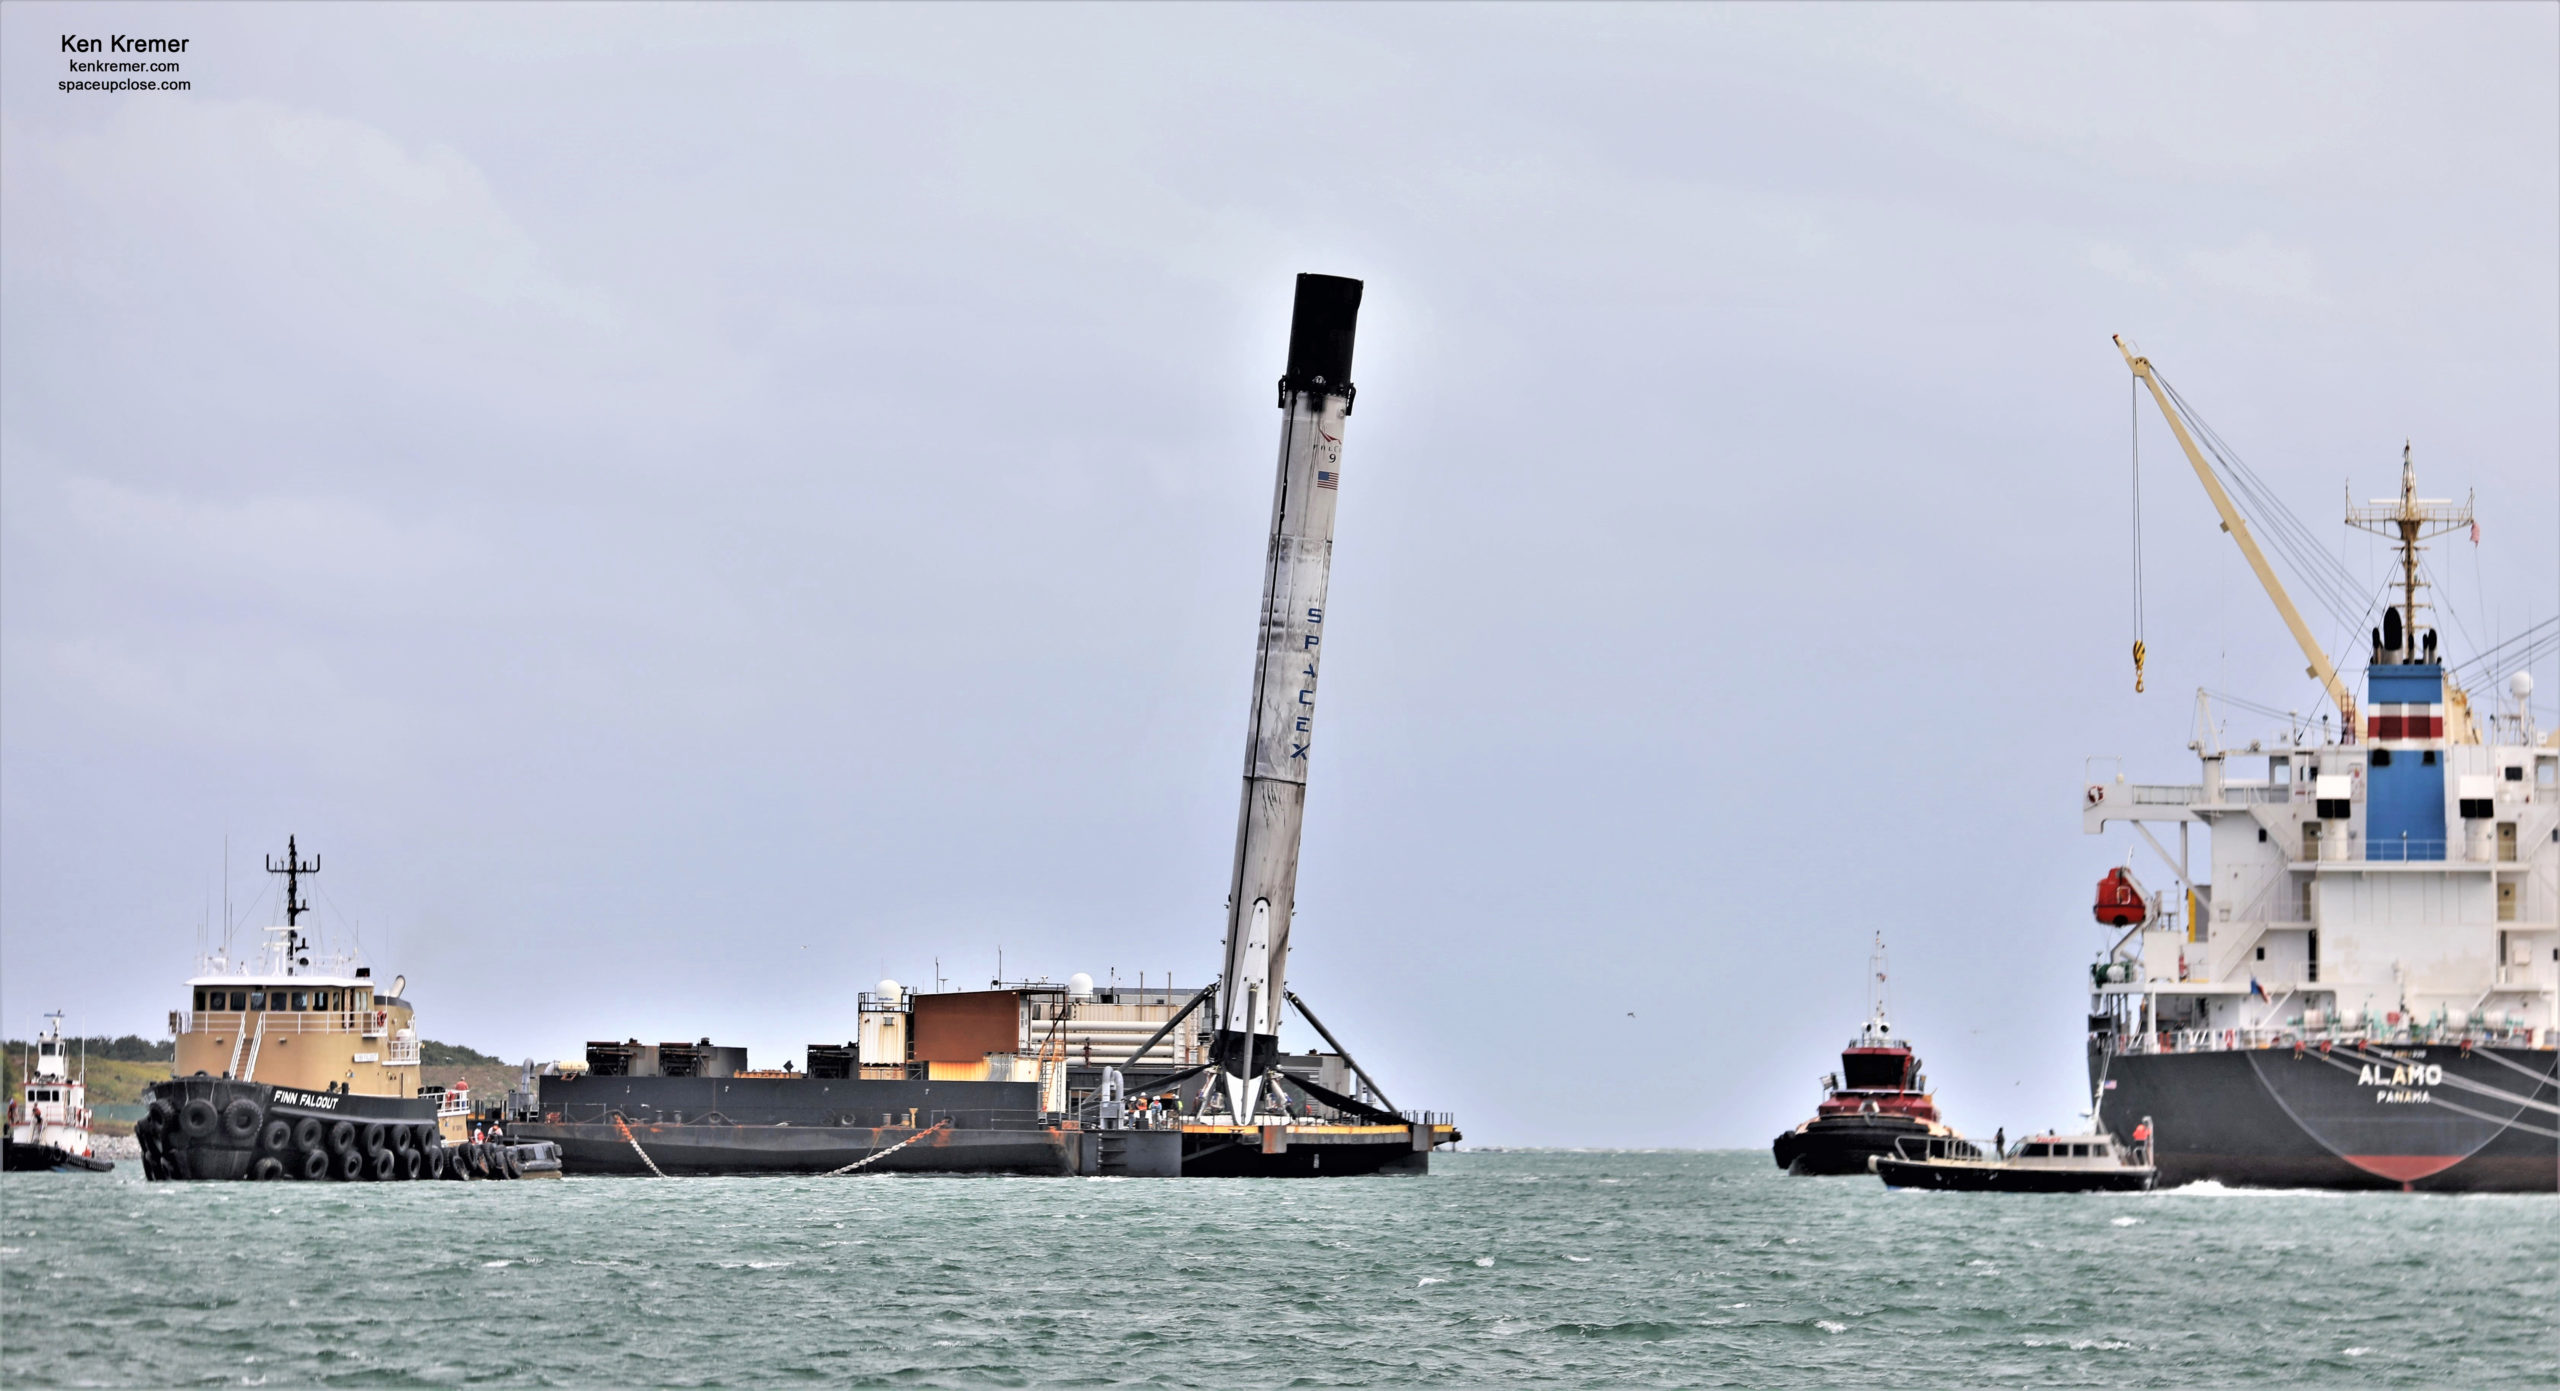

left=2080, top=343, right=2558, bottom=1191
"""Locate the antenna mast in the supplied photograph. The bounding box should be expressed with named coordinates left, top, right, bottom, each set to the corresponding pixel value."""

left=2347, top=444, right=2476, bottom=737
left=264, top=836, right=319, bottom=927
left=1867, top=932, right=1890, bottom=1032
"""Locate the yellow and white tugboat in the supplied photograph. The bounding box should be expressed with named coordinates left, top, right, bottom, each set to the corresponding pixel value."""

left=136, top=838, right=533, bottom=1182
left=5, top=1014, right=112, bottom=1172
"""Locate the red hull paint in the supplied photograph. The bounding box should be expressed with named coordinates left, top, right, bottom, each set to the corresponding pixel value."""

left=2342, top=1154, right=2465, bottom=1183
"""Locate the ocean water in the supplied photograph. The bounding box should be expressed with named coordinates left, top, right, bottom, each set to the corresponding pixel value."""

left=4, top=1150, right=2554, bottom=1387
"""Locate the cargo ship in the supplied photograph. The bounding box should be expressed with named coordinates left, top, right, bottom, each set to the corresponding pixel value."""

left=4, top=1014, right=112, bottom=1172
left=2075, top=341, right=2559, bottom=1191
left=1772, top=937, right=1964, bottom=1174
left=136, top=838, right=534, bottom=1182
left=513, top=273, right=1457, bottom=1178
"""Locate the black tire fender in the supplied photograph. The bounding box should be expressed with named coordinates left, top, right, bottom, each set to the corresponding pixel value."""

left=260, top=1119, right=294, bottom=1154
left=298, top=1147, right=332, bottom=1180
left=425, top=1145, right=449, bottom=1180
left=251, top=1156, right=286, bottom=1181
left=500, top=1147, right=524, bottom=1180
left=179, top=1097, right=221, bottom=1139
left=368, top=1149, right=396, bottom=1181
left=336, top=1147, right=366, bottom=1181
left=293, top=1117, right=325, bottom=1151
left=222, top=1099, right=263, bottom=1141
left=327, top=1119, right=356, bottom=1153
left=400, top=1148, right=423, bottom=1180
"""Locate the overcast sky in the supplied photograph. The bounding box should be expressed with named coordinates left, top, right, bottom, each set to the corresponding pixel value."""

left=4, top=3, right=2554, bottom=1145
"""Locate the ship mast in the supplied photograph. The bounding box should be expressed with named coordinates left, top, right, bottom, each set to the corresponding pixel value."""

left=263, top=836, right=320, bottom=972
left=2346, top=446, right=2477, bottom=741
left=1866, top=932, right=1890, bottom=1035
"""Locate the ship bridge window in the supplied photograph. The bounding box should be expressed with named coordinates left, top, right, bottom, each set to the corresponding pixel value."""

left=2022, top=1143, right=2050, bottom=1157
left=249, top=991, right=266, bottom=1010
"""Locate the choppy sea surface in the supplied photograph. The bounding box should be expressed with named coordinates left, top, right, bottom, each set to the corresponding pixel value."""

left=5, top=1150, right=2554, bottom=1386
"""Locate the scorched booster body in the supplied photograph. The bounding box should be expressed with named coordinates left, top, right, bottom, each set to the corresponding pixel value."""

left=1215, top=274, right=1362, bottom=1120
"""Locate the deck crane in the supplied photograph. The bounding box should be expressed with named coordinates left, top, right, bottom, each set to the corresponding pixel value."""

left=2113, top=337, right=2357, bottom=734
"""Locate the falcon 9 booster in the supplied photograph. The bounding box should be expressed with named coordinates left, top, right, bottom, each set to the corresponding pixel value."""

left=1213, top=274, right=1363, bottom=1107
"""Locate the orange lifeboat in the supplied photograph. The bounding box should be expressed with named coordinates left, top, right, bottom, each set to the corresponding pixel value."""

left=2093, top=867, right=2148, bottom=927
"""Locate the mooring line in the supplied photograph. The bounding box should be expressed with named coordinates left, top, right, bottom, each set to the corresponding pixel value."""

left=612, top=1114, right=671, bottom=1178
left=816, top=1121, right=951, bottom=1177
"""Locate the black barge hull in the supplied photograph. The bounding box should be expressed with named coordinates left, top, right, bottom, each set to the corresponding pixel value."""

left=532, top=1120, right=1074, bottom=1176
left=2092, top=1044, right=2558, bottom=1192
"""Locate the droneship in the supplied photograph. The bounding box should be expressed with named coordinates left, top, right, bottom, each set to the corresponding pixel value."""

left=515, top=273, right=1458, bottom=1177
left=2077, top=342, right=2558, bottom=1192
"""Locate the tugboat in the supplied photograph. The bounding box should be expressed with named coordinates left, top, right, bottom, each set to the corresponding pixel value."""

left=136, top=838, right=529, bottom=1182
left=4, top=1014, right=112, bottom=1172
left=1773, top=935, right=1964, bottom=1175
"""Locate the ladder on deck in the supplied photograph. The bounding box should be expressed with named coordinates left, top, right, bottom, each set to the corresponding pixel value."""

left=232, top=1014, right=268, bottom=1081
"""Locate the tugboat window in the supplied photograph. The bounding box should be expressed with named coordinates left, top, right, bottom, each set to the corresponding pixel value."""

left=249, top=991, right=265, bottom=1010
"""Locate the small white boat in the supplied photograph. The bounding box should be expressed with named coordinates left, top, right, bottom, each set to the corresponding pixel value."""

left=5, top=1014, right=113, bottom=1173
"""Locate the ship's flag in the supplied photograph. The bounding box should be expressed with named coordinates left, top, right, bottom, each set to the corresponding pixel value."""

left=2471, top=520, right=2480, bottom=544
left=1316, top=470, right=1339, bottom=490
left=2248, top=977, right=2267, bottom=1000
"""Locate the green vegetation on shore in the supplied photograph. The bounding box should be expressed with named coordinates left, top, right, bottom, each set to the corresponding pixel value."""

left=1, top=1035, right=172, bottom=1063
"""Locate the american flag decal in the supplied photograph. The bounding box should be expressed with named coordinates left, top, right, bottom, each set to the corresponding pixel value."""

left=1316, top=470, right=1339, bottom=490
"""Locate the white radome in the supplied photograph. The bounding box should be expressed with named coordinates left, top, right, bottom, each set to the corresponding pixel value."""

left=2512, top=670, right=2535, bottom=701
left=876, top=979, right=902, bottom=1005
left=1067, top=972, right=1095, bottom=998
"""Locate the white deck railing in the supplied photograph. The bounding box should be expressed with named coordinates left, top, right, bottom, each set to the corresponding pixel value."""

left=181, top=1010, right=389, bottom=1039
left=2107, top=1023, right=2548, bottom=1055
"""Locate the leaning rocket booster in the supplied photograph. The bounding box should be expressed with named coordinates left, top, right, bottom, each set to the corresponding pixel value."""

left=1213, top=273, right=1362, bottom=1115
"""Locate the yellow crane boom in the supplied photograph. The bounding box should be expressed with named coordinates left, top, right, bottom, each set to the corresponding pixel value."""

left=2114, top=336, right=2357, bottom=727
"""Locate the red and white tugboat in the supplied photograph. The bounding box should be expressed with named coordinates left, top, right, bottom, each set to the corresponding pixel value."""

left=1773, top=936, right=1965, bottom=1175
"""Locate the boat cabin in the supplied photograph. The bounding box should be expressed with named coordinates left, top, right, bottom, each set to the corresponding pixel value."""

left=172, top=927, right=419, bottom=1098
